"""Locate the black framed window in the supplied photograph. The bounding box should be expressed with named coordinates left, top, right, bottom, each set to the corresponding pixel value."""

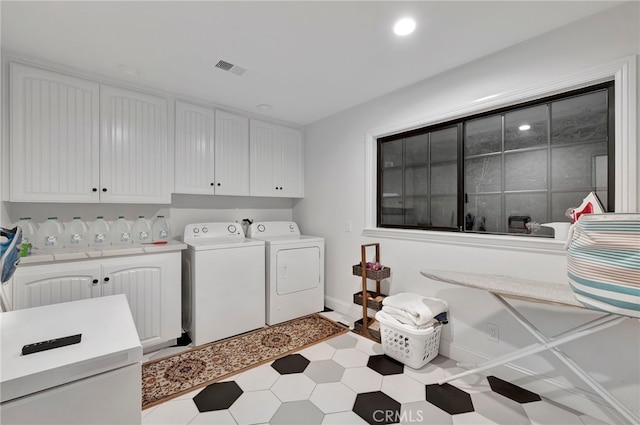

left=377, top=82, right=614, bottom=237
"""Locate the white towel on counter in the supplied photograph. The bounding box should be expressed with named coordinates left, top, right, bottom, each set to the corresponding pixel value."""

left=382, top=292, right=448, bottom=327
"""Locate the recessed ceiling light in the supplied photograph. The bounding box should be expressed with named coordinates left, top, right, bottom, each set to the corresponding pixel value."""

left=519, top=124, right=531, bottom=131
left=117, top=64, right=143, bottom=76
left=256, top=104, right=273, bottom=111
left=394, top=18, right=416, bottom=36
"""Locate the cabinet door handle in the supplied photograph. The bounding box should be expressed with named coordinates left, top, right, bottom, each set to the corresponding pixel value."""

left=92, top=279, right=99, bottom=285
left=103, top=277, right=110, bottom=282
left=210, top=182, right=215, bottom=186
left=217, top=183, right=221, bottom=186
left=92, top=188, right=98, bottom=192
left=102, top=188, right=108, bottom=192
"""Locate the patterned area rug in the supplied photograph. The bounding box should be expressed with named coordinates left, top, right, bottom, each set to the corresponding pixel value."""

left=141, top=314, right=348, bottom=409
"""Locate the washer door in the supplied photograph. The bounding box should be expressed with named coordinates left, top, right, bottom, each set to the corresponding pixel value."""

left=276, top=246, right=320, bottom=295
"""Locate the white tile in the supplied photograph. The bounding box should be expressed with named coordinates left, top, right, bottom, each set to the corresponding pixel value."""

left=522, top=400, right=584, bottom=425
left=355, top=335, right=385, bottom=355
left=381, top=374, right=426, bottom=403
left=141, top=406, right=158, bottom=419
left=142, top=398, right=199, bottom=425
left=322, top=411, right=369, bottom=424
left=175, top=387, right=205, bottom=401
left=452, top=412, right=500, bottom=424
left=342, top=367, right=383, bottom=393
left=579, top=414, right=611, bottom=425
left=442, top=367, right=491, bottom=393
left=234, top=365, right=280, bottom=391
left=188, top=410, right=237, bottom=424
left=400, top=401, right=452, bottom=425
left=332, top=347, right=370, bottom=368
left=403, top=361, right=445, bottom=385
left=299, top=342, right=337, bottom=361
left=271, top=374, right=317, bottom=402
left=309, top=382, right=357, bottom=414
left=228, top=390, right=281, bottom=424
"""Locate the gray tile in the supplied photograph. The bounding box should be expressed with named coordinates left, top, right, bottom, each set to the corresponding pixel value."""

left=326, top=333, right=359, bottom=349
left=305, top=359, right=346, bottom=383
left=521, top=399, right=584, bottom=425
left=271, top=400, right=324, bottom=425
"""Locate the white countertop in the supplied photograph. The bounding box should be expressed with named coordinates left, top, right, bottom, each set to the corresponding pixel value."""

left=0, top=294, right=143, bottom=403
left=19, top=240, right=187, bottom=265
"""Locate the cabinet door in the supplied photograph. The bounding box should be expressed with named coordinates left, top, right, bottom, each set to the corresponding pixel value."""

left=13, top=262, right=100, bottom=310
left=249, top=120, right=279, bottom=197
left=250, top=119, right=304, bottom=197
left=102, top=253, right=180, bottom=348
left=100, top=85, right=170, bottom=203
left=174, top=101, right=215, bottom=194
left=10, top=63, right=100, bottom=202
left=279, top=126, right=304, bottom=197
left=215, top=110, right=250, bottom=196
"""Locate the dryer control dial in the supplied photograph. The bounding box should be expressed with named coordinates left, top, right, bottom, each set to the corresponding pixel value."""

left=202, top=227, right=208, bottom=233
left=227, top=224, right=237, bottom=234
left=257, top=224, right=265, bottom=232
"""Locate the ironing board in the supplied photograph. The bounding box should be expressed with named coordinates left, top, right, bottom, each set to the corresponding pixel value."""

left=421, top=269, right=639, bottom=425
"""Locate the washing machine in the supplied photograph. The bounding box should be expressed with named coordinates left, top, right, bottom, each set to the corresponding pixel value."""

left=247, top=221, right=324, bottom=325
left=182, top=222, right=265, bottom=346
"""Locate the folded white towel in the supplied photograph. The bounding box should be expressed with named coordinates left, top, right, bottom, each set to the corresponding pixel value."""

left=382, top=293, right=448, bottom=327
left=376, top=310, right=438, bottom=330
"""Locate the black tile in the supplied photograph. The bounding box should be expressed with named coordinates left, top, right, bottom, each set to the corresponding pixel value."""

left=425, top=383, right=474, bottom=415
left=193, top=381, right=243, bottom=412
left=271, top=353, right=310, bottom=374
left=366, top=354, right=404, bottom=376
left=487, top=376, right=541, bottom=403
left=323, top=306, right=334, bottom=312
left=353, top=391, right=401, bottom=425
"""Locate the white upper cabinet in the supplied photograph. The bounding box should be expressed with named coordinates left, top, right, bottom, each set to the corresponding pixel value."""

left=215, top=110, right=249, bottom=196
left=174, top=101, right=215, bottom=194
left=174, top=102, right=249, bottom=196
left=100, top=85, right=170, bottom=203
left=249, top=119, right=304, bottom=198
left=10, top=63, right=100, bottom=202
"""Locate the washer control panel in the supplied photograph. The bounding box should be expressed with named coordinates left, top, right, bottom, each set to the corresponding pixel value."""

left=183, top=222, right=244, bottom=241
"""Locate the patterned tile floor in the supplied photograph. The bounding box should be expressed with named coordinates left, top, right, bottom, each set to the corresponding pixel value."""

left=141, top=312, right=609, bottom=425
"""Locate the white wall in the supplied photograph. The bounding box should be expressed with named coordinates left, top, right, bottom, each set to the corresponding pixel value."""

left=297, top=3, right=639, bottom=422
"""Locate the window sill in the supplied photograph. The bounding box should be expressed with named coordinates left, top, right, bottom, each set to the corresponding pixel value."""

left=362, top=227, right=568, bottom=255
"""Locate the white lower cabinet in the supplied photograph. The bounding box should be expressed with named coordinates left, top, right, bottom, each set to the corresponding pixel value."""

left=12, top=252, right=181, bottom=348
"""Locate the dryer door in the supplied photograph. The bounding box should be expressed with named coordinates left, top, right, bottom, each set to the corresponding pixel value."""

left=276, top=246, right=320, bottom=295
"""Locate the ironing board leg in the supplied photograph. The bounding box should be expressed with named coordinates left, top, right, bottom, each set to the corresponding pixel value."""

left=493, top=295, right=640, bottom=425
left=439, top=294, right=639, bottom=424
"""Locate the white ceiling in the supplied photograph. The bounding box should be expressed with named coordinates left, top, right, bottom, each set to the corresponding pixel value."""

left=1, top=1, right=622, bottom=126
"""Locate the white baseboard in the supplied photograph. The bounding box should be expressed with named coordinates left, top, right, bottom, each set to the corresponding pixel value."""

left=325, top=295, right=630, bottom=425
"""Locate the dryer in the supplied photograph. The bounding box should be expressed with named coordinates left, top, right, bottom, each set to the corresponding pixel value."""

left=247, top=222, right=324, bottom=325
left=182, top=222, right=265, bottom=345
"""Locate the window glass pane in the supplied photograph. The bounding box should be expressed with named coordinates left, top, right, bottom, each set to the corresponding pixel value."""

left=505, top=150, right=547, bottom=191
left=431, top=127, right=457, bottom=162
left=465, top=115, right=501, bottom=156
left=505, top=193, right=548, bottom=233
left=551, top=90, right=608, bottom=145
left=505, top=105, right=548, bottom=150
left=404, top=197, right=429, bottom=226
left=465, top=155, right=501, bottom=194
left=405, top=134, right=429, bottom=166
left=431, top=196, right=457, bottom=228
left=381, top=139, right=403, bottom=169
left=381, top=192, right=404, bottom=225
left=551, top=142, right=608, bottom=191
left=405, top=166, right=428, bottom=196
left=465, top=194, right=501, bottom=232
left=430, top=163, right=456, bottom=195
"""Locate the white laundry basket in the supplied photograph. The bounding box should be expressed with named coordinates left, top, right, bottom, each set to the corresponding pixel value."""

left=375, top=311, right=442, bottom=369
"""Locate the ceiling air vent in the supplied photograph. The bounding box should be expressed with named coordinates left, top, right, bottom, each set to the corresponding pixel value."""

left=214, top=60, right=248, bottom=76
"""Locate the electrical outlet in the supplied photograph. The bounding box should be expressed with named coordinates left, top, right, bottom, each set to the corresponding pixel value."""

left=487, top=323, right=499, bottom=342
